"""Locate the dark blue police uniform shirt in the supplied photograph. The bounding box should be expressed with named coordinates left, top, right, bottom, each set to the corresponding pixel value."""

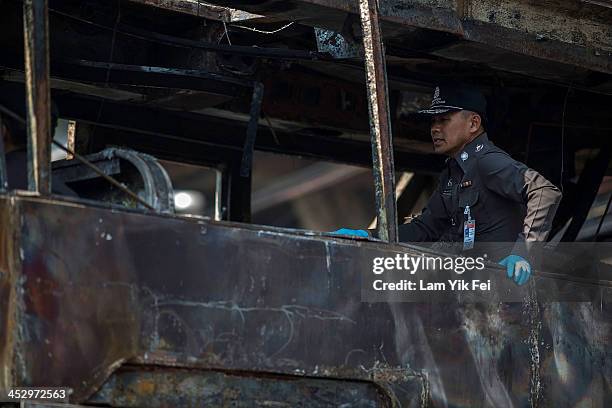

left=398, top=133, right=562, bottom=259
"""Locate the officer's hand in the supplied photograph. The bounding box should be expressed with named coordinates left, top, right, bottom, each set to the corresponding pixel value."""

left=499, top=255, right=531, bottom=285
left=331, top=228, right=369, bottom=238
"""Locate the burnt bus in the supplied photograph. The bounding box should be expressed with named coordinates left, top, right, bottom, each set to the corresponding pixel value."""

left=0, top=0, right=610, bottom=407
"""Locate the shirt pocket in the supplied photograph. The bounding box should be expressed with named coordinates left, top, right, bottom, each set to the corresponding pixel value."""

left=458, top=189, right=479, bottom=211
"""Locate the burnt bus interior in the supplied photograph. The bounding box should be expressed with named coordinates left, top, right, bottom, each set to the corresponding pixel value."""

left=0, top=1, right=611, bottom=407
left=0, top=0, right=611, bottom=238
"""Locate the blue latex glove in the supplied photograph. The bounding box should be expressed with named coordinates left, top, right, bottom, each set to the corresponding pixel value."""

left=499, top=255, right=531, bottom=285
left=332, top=228, right=369, bottom=238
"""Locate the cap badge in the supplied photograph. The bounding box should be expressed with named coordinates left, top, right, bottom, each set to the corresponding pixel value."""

left=432, top=86, right=445, bottom=105
left=447, top=179, right=452, bottom=187
left=461, top=151, right=469, bottom=161
left=476, top=144, right=483, bottom=152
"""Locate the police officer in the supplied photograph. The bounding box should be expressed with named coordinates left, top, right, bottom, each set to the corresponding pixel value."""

left=335, top=84, right=562, bottom=285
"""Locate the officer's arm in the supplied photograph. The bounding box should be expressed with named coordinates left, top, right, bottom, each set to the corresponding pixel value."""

left=477, top=151, right=562, bottom=247
left=398, top=185, right=449, bottom=242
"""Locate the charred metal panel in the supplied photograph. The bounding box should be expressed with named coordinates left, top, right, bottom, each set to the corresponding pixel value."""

left=465, top=0, right=612, bottom=52
left=359, top=0, right=398, bottom=243
left=6, top=197, right=142, bottom=400
left=90, top=367, right=393, bottom=407
left=0, top=195, right=610, bottom=406
left=0, top=197, right=19, bottom=392
left=21, top=403, right=87, bottom=408
left=210, top=0, right=612, bottom=75
left=23, top=0, right=52, bottom=194
left=126, top=0, right=261, bottom=22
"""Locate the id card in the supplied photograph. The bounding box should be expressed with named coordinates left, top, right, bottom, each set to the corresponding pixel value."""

left=463, top=219, right=475, bottom=251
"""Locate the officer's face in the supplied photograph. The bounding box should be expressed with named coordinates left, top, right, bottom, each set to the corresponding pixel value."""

left=430, top=111, right=473, bottom=156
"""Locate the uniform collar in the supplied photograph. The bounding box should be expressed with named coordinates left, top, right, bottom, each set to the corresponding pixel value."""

left=449, top=132, right=489, bottom=173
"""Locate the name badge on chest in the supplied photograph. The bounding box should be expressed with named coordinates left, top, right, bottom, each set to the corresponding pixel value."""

left=463, top=205, right=476, bottom=251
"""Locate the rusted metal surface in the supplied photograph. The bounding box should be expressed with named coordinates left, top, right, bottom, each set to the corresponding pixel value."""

left=0, top=196, right=141, bottom=401
left=0, top=198, right=18, bottom=393
left=464, top=0, right=612, bottom=51
left=209, top=0, right=463, bottom=36
left=89, top=367, right=395, bottom=407
left=23, top=0, right=51, bottom=194
left=0, top=195, right=610, bottom=406
left=126, top=0, right=261, bottom=22
left=209, top=0, right=612, bottom=75
left=359, top=0, right=397, bottom=243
